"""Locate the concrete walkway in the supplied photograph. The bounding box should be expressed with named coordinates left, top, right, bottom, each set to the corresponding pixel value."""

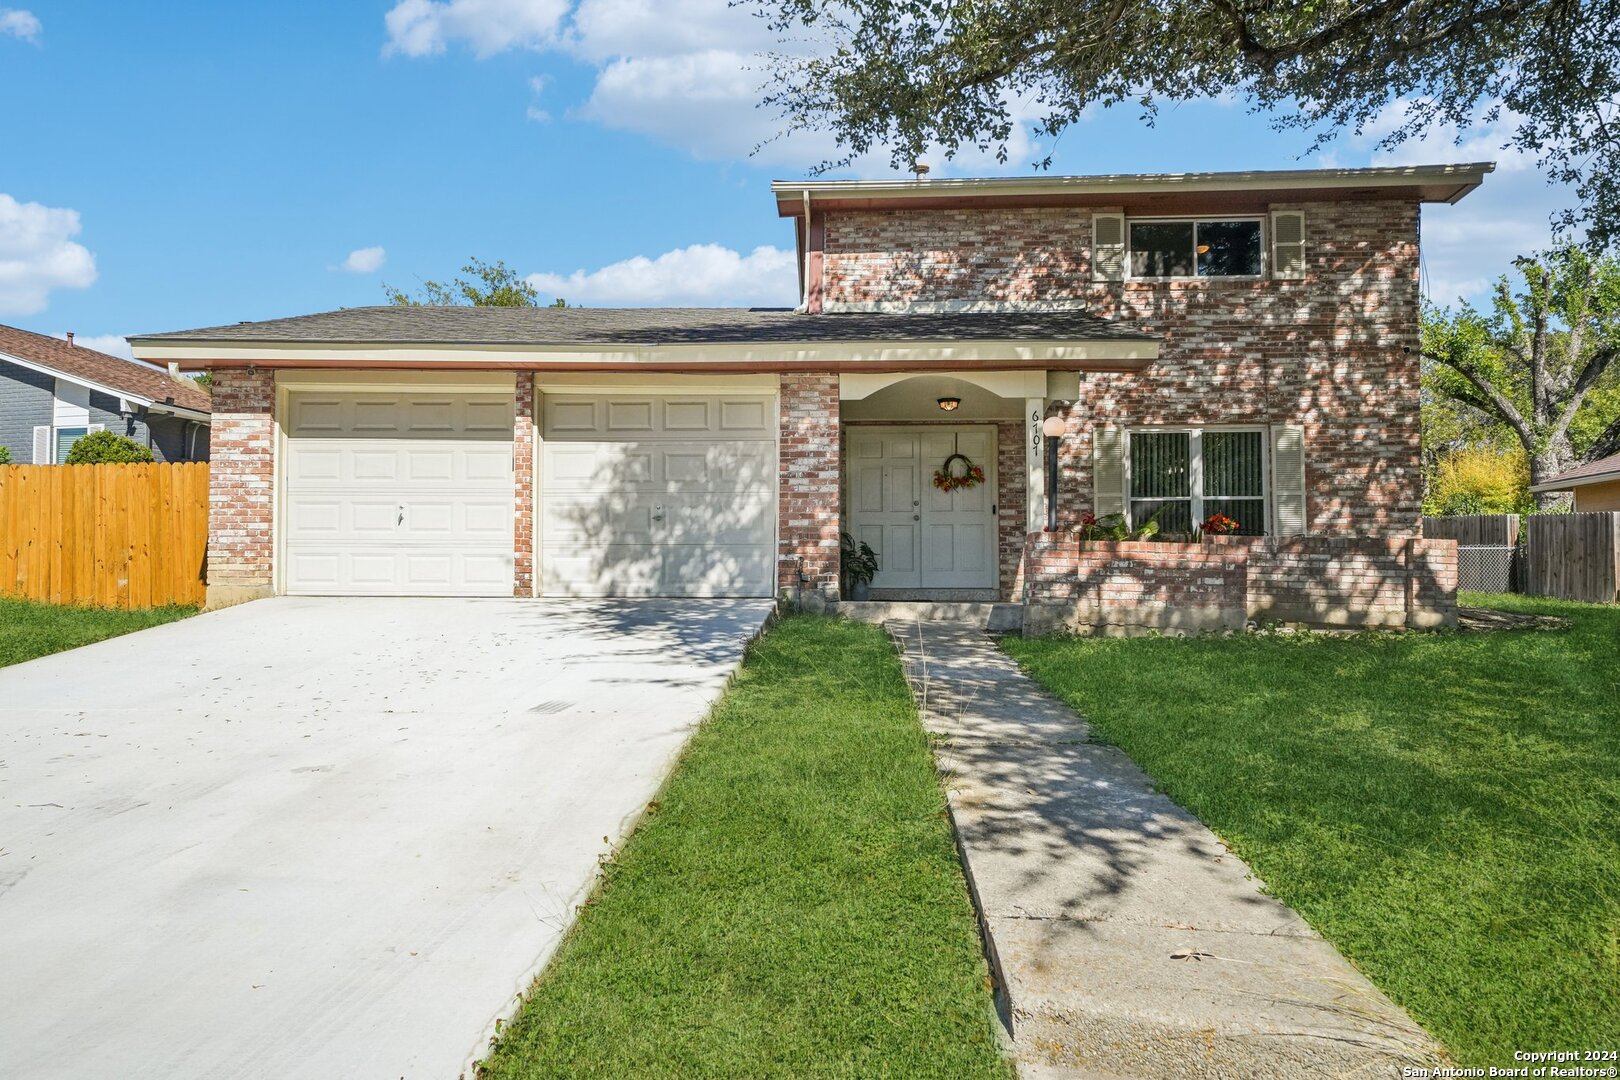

left=886, top=621, right=1444, bottom=1080
left=0, top=597, right=773, bottom=1080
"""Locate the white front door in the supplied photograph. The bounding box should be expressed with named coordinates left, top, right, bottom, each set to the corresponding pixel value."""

left=282, top=390, right=517, bottom=596
left=539, top=393, right=777, bottom=597
left=848, top=426, right=998, bottom=591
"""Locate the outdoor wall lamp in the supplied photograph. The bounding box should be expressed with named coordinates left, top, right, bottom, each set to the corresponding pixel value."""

left=937, top=396, right=962, bottom=412
left=1042, top=415, right=1067, bottom=531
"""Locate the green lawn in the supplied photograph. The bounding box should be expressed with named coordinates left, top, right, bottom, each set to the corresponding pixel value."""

left=0, top=596, right=195, bottom=668
left=479, top=615, right=1010, bottom=1080
left=1004, top=593, right=1620, bottom=1068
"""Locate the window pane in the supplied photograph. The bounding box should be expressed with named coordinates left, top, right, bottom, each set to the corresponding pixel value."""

left=1203, top=498, right=1266, bottom=536
left=55, top=427, right=87, bottom=464
left=1129, top=221, right=1194, bottom=277
left=1131, top=499, right=1193, bottom=535
left=1196, top=221, right=1262, bottom=276
left=1130, top=432, right=1191, bottom=499
left=1202, top=430, right=1264, bottom=497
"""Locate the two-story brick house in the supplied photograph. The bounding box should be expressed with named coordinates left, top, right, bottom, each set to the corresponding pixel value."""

left=129, top=163, right=1486, bottom=625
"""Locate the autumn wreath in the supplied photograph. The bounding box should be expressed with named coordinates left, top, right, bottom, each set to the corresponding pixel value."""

left=932, top=452, right=986, bottom=492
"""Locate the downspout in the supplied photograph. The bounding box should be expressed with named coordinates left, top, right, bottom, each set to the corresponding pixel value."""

left=796, top=188, right=812, bottom=313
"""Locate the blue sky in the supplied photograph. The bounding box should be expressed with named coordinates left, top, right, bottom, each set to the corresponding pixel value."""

left=0, top=0, right=1576, bottom=359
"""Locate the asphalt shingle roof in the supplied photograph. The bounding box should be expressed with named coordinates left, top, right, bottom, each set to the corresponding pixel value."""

left=0, top=323, right=211, bottom=413
left=1535, top=451, right=1620, bottom=488
left=130, top=306, right=1155, bottom=347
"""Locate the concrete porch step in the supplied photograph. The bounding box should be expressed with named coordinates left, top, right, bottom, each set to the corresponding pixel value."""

left=838, top=601, right=1024, bottom=633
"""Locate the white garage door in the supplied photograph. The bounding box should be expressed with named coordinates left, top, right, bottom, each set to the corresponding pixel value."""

left=283, top=390, right=516, bottom=596
left=540, top=393, right=776, bottom=597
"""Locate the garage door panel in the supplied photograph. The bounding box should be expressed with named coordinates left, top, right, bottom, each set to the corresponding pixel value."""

left=285, top=390, right=515, bottom=597
left=539, top=393, right=775, bottom=597
left=540, top=497, right=657, bottom=544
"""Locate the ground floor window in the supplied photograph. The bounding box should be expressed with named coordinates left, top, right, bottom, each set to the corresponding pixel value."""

left=54, top=426, right=88, bottom=464
left=1128, top=427, right=1267, bottom=535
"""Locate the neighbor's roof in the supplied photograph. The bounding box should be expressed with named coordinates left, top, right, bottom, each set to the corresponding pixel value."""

left=0, top=323, right=211, bottom=413
left=128, top=305, right=1157, bottom=347
left=774, top=162, right=1495, bottom=213
left=1530, top=452, right=1620, bottom=492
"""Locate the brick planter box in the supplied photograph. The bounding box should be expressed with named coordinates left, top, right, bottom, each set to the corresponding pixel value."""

left=1023, top=533, right=1457, bottom=636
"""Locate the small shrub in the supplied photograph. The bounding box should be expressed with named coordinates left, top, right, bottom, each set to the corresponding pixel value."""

left=1425, top=446, right=1531, bottom=515
left=64, top=430, right=154, bottom=464
left=0, top=445, right=11, bottom=465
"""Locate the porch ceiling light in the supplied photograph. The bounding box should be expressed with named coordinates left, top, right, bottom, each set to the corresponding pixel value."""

left=937, top=396, right=962, bottom=412
left=1042, top=416, right=1067, bottom=438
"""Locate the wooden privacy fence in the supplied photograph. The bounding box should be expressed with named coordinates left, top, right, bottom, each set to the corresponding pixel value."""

left=1421, top=514, right=1520, bottom=547
left=1524, top=512, right=1620, bottom=604
left=0, top=463, right=209, bottom=608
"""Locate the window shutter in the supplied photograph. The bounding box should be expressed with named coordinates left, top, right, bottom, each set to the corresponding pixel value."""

left=32, top=426, right=51, bottom=465
left=1270, top=424, right=1307, bottom=535
left=1270, top=211, right=1306, bottom=280
left=1093, top=427, right=1127, bottom=518
left=1092, top=213, right=1125, bottom=282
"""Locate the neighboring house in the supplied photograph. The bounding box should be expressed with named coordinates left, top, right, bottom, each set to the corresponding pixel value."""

left=1530, top=453, right=1620, bottom=511
left=0, top=324, right=211, bottom=464
left=129, top=163, right=1488, bottom=625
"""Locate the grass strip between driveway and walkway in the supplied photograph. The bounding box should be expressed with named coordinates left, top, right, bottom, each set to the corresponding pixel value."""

left=479, top=615, right=1010, bottom=1080
left=0, top=596, right=195, bottom=669
left=1004, top=593, right=1620, bottom=1069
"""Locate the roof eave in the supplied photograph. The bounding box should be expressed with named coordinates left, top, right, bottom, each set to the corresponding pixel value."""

left=1530, top=471, right=1620, bottom=493
left=772, top=163, right=1496, bottom=215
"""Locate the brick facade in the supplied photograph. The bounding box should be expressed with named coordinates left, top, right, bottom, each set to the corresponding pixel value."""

left=206, top=368, right=276, bottom=597
left=514, top=375, right=535, bottom=597
left=1023, top=534, right=1458, bottom=634
left=996, top=420, right=1027, bottom=599
left=823, top=200, right=1424, bottom=539
left=778, top=374, right=841, bottom=599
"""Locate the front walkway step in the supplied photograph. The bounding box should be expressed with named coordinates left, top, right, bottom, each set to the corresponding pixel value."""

left=840, top=601, right=1024, bottom=632
left=886, top=621, right=1445, bottom=1080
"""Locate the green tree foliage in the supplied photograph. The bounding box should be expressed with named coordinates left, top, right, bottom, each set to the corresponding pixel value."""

left=1422, top=248, right=1620, bottom=508
left=384, top=258, right=568, bottom=308
left=64, top=431, right=155, bottom=464
left=749, top=0, right=1620, bottom=246
left=0, top=446, right=12, bottom=464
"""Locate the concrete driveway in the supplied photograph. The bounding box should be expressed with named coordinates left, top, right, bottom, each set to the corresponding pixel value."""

left=0, top=597, right=773, bottom=1080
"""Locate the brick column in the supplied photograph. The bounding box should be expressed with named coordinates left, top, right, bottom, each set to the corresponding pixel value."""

left=514, top=374, right=536, bottom=597
left=206, top=368, right=276, bottom=606
left=778, top=374, right=841, bottom=601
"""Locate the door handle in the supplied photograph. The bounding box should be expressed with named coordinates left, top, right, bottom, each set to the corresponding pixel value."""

left=652, top=504, right=664, bottom=523
left=913, top=514, right=920, bottom=521
left=397, top=505, right=404, bottom=526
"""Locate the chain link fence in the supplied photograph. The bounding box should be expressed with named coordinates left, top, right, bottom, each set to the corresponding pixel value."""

left=1456, top=545, right=1518, bottom=593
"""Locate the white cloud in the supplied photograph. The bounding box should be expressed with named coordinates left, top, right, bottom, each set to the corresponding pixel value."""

left=56, top=333, right=135, bottom=361
left=340, top=245, right=387, bottom=273
left=0, top=193, right=96, bottom=316
left=527, top=243, right=797, bottom=305
left=1352, top=100, right=1534, bottom=173
left=0, top=8, right=40, bottom=44
left=383, top=0, right=569, bottom=58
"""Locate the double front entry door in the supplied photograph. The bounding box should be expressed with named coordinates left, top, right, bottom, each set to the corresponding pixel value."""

left=846, top=426, right=998, bottom=591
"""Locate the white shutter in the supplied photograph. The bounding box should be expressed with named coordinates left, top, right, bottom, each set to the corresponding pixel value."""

left=1093, top=427, right=1127, bottom=518
left=1270, top=211, right=1306, bottom=280
left=1271, top=424, right=1307, bottom=535
left=32, top=426, right=51, bottom=465
left=1092, top=213, right=1125, bottom=282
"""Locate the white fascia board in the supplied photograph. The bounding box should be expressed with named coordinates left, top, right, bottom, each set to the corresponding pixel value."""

left=131, top=338, right=1159, bottom=368
left=772, top=163, right=1496, bottom=205
left=1, top=350, right=156, bottom=408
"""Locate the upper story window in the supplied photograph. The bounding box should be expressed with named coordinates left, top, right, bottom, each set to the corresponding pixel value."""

left=1128, top=219, right=1263, bottom=279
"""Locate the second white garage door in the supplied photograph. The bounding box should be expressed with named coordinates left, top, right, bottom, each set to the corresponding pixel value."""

left=283, top=390, right=516, bottom=596
left=540, top=393, right=776, bottom=597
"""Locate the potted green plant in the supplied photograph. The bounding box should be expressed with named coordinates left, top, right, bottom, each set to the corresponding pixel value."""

left=840, top=532, right=879, bottom=600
